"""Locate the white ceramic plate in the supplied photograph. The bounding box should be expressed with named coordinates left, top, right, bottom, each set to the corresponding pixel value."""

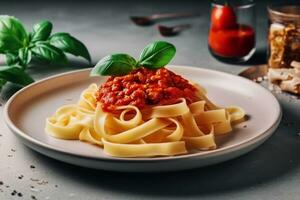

left=4, top=66, right=281, bottom=172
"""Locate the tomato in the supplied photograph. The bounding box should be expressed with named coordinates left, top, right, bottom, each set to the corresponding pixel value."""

left=211, top=5, right=237, bottom=30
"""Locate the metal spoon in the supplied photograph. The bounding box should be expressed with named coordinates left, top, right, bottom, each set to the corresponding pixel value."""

left=130, top=12, right=200, bottom=26
left=157, top=24, right=191, bottom=36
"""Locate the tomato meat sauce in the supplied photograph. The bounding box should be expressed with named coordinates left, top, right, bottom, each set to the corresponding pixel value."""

left=96, top=67, right=198, bottom=112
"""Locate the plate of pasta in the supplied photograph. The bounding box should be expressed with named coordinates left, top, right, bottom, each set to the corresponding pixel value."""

left=4, top=41, right=281, bottom=172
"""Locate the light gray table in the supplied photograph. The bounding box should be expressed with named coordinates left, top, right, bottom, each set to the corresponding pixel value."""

left=1, top=0, right=300, bottom=199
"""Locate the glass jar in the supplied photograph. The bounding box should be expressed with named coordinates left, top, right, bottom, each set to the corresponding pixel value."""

left=208, top=0, right=256, bottom=63
left=268, top=5, right=300, bottom=68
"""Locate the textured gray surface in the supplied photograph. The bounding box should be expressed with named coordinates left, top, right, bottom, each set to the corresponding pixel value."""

left=0, top=0, right=300, bottom=199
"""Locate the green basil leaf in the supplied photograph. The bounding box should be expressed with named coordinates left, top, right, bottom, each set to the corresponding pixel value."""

left=0, top=78, right=7, bottom=88
left=31, top=42, right=67, bottom=65
left=6, top=53, right=19, bottom=66
left=18, top=47, right=32, bottom=66
left=138, top=41, right=176, bottom=69
left=0, top=15, right=28, bottom=52
left=50, top=32, right=91, bottom=63
left=31, top=20, right=52, bottom=42
left=90, top=54, right=136, bottom=76
left=0, top=78, right=7, bottom=91
left=0, top=66, right=34, bottom=86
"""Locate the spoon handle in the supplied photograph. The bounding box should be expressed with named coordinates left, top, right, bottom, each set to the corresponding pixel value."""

left=151, top=12, right=200, bottom=20
left=173, top=24, right=191, bottom=31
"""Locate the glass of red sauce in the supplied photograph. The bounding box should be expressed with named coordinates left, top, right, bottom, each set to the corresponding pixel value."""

left=208, top=0, right=256, bottom=63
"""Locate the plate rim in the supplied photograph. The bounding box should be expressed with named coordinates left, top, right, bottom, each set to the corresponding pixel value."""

left=4, top=65, right=282, bottom=163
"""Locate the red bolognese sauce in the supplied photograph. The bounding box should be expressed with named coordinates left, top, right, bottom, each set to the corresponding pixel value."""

left=96, top=67, right=198, bottom=112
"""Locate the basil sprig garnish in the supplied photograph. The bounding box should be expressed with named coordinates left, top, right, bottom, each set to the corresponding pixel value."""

left=138, top=41, right=176, bottom=69
left=90, top=41, right=176, bottom=76
left=91, top=54, right=137, bottom=76
left=0, top=15, right=91, bottom=90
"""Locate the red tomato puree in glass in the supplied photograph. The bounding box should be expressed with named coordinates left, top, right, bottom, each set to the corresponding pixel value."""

left=96, top=67, right=198, bottom=112
left=209, top=25, right=255, bottom=57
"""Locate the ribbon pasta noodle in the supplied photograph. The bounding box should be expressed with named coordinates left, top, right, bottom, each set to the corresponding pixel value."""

left=46, top=82, right=245, bottom=158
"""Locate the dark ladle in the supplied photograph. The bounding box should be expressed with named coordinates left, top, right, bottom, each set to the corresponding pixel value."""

left=157, top=24, right=191, bottom=36
left=130, top=12, right=200, bottom=26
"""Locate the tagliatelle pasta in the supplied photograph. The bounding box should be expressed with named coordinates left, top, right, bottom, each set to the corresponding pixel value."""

left=46, top=81, right=245, bottom=158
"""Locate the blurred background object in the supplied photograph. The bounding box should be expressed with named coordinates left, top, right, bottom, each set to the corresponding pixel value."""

left=130, top=12, right=200, bottom=26
left=268, top=5, right=300, bottom=68
left=208, top=0, right=256, bottom=63
left=157, top=24, right=191, bottom=36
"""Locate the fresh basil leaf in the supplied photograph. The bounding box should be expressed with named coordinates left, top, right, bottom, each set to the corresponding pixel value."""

left=18, top=47, right=32, bottom=66
left=0, top=78, right=7, bottom=91
left=31, top=20, right=52, bottom=42
left=0, top=16, right=28, bottom=52
left=0, top=66, right=34, bottom=86
left=0, top=78, right=7, bottom=87
left=6, top=53, right=19, bottom=66
left=90, top=54, right=136, bottom=76
left=138, top=41, right=176, bottom=69
left=50, top=32, right=91, bottom=63
left=31, top=42, right=67, bottom=65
